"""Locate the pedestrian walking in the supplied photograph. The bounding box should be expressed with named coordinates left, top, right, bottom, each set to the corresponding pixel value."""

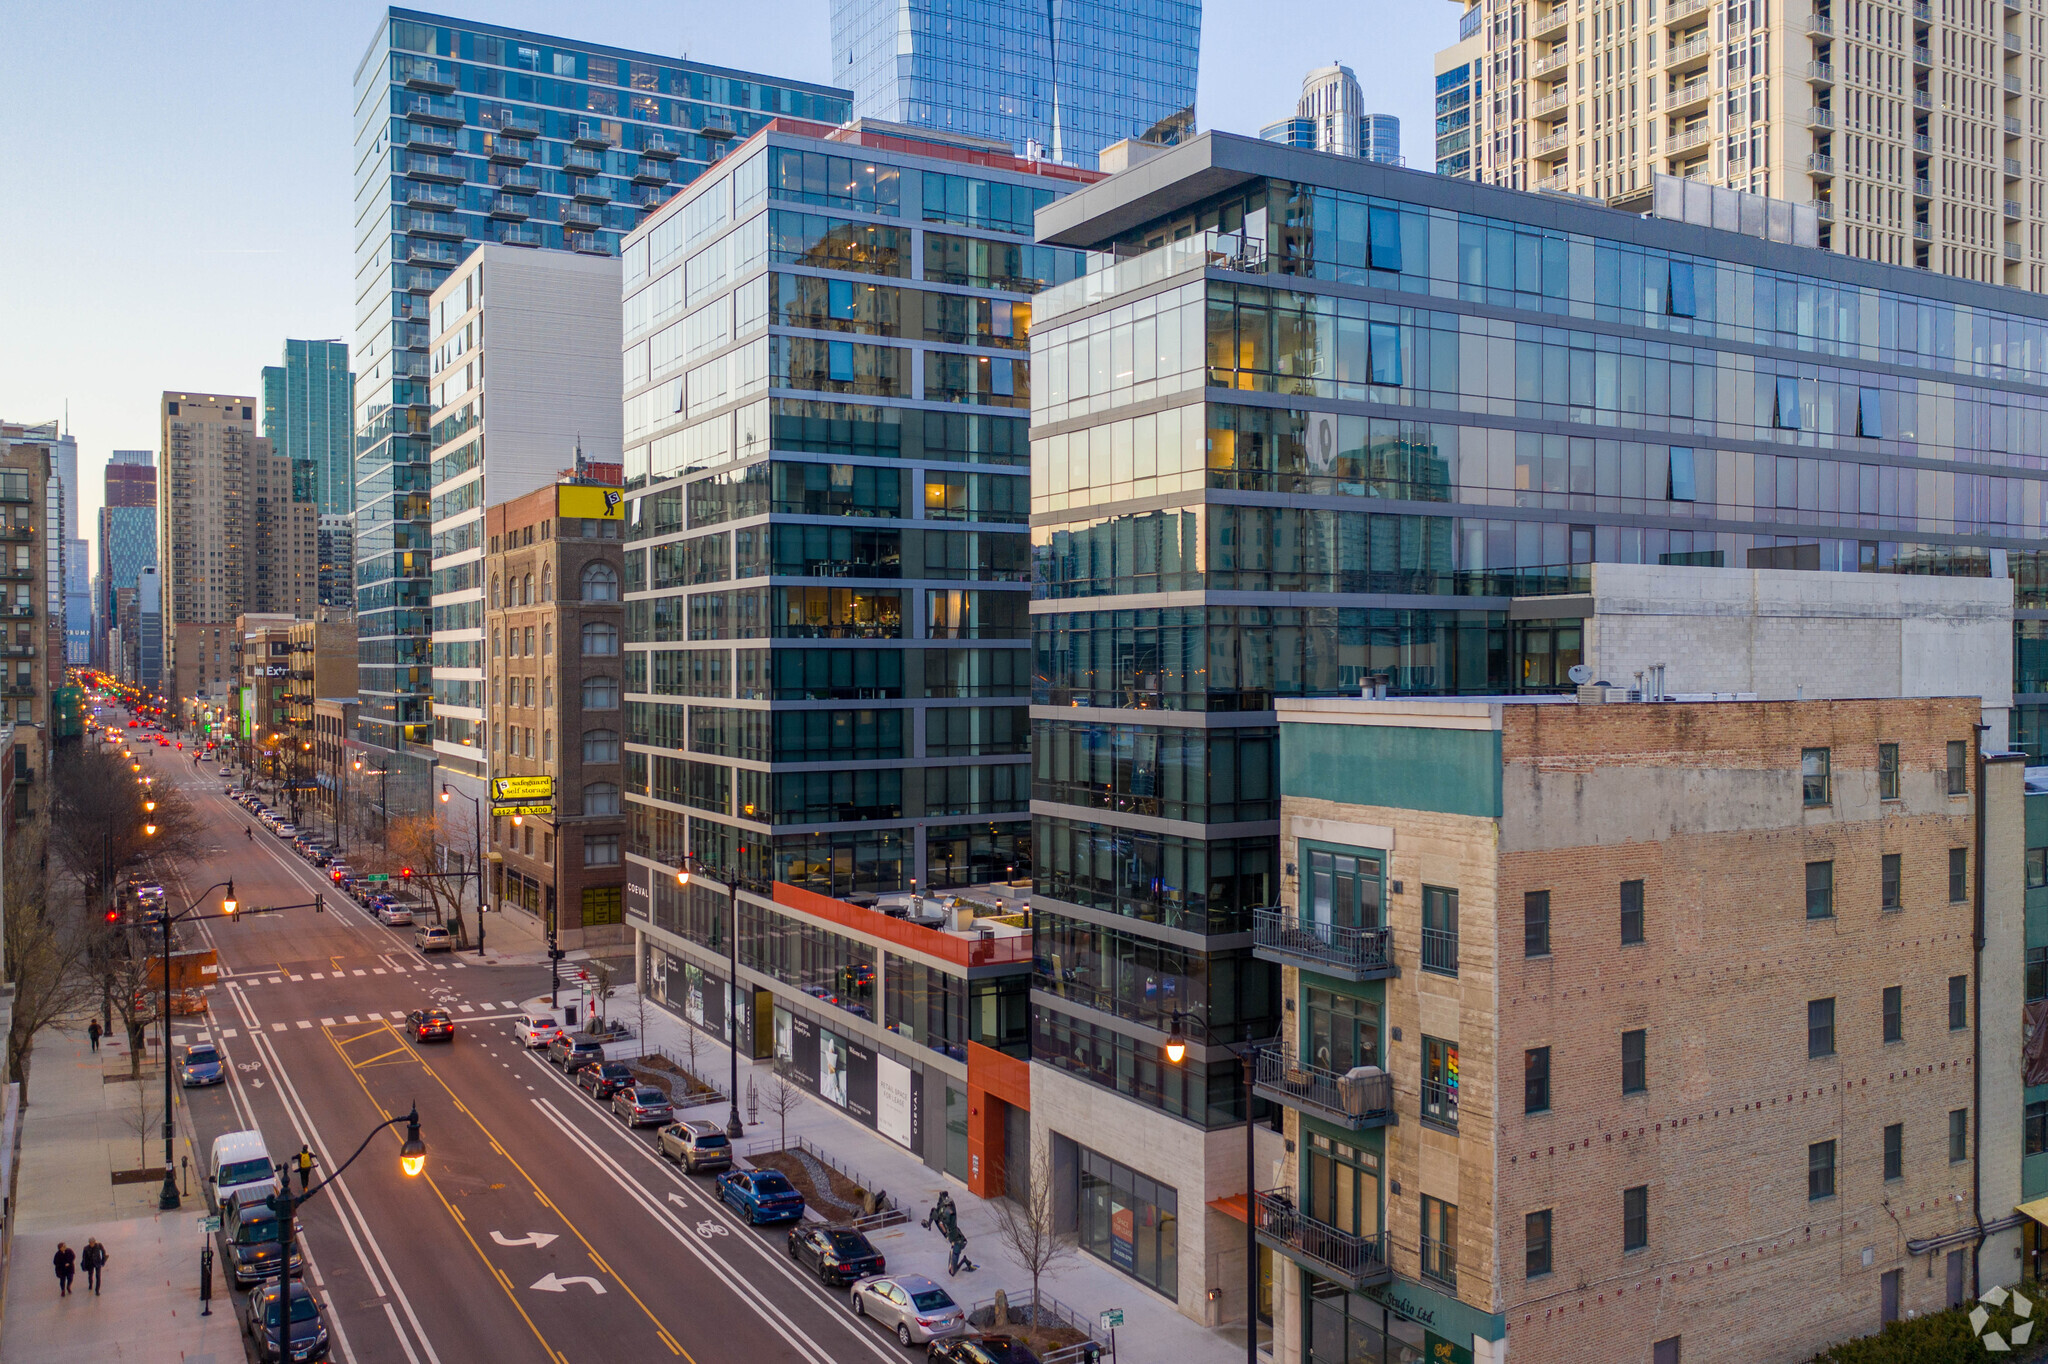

left=80, top=1239, right=107, bottom=1295
left=86, top=1020, right=101, bottom=1053
left=52, top=1242, right=74, bottom=1296
left=294, top=1144, right=316, bottom=1192
left=245, top=827, right=253, bottom=841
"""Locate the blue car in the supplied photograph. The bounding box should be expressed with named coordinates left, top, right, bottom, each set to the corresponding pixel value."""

left=181, top=1042, right=225, bottom=1087
left=717, top=1169, right=805, bottom=1224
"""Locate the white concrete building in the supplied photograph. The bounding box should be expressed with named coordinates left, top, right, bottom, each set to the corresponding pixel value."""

left=425, top=244, right=623, bottom=867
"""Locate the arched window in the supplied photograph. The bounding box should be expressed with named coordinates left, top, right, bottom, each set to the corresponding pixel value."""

left=490, top=576, right=501, bottom=608
left=540, top=567, right=552, bottom=601
left=582, top=729, right=619, bottom=763
left=542, top=623, right=552, bottom=655
left=581, top=622, right=619, bottom=656
left=581, top=675, right=619, bottom=710
left=522, top=573, right=534, bottom=604
left=581, top=561, right=620, bottom=602
left=583, top=781, right=621, bottom=816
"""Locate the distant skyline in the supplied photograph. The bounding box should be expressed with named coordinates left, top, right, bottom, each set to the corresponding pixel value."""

left=0, top=1, right=1451, bottom=562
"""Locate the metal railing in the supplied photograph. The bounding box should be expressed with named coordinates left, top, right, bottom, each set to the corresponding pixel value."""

left=1812, top=199, right=1835, bottom=222
left=1807, top=61, right=1835, bottom=82
left=1914, top=177, right=1932, bottom=196
left=1532, top=129, right=1570, bottom=157
left=1806, top=14, right=1834, bottom=35
left=1252, top=1192, right=1391, bottom=1288
left=1806, top=106, right=1836, bottom=128
left=1533, top=47, right=1570, bottom=76
left=2008, top=156, right=2025, bottom=175
left=1663, top=0, right=1711, bottom=23
left=1668, top=77, right=1711, bottom=106
left=1532, top=87, right=1571, bottom=116
left=1420, top=926, right=1460, bottom=975
left=1253, top=1048, right=1394, bottom=1128
left=1807, top=153, right=1835, bottom=173
left=1666, top=33, right=1711, bottom=63
left=1532, top=4, right=1569, bottom=36
left=565, top=149, right=606, bottom=173
left=2008, top=199, right=2024, bottom=218
left=1252, top=908, right=1393, bottom=977
left=2007, top=241, right=2024, bottom=261
left=1914, top=221, right=1933, bottom=240
left=1914, top=44, right=1933, bottom=64
left=2008, top=115, right=2025, bottom=135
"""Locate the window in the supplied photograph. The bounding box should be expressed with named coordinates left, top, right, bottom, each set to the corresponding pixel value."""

left=1949, top=1108, right=1968, bottom=1164
left=1775, top=375, right=1803, bottom=430
left=1947, top=741, right=1968, bottom=795
left=1421, top=885, right=1459, bottom=975
left=1419, top=1196, right=1457, bottom=1287
left=2029, top=848, right=2047, bottom=890
left=1622, top=1185, right=1648, bottom=1252
left=1801, top=748, right=1831, bottom=806
left=1809, top=1139, right=1837, bottom=1200
left=582, top=622, right=620, bottom=656
left=1620, top=879, right=1645, bottom=945
left=2028, top=1101, right=2048, bottom=1157
left=490, top=575, right=500, bottom=608
left=1884, top=1123, right=1904, bottom=1181
left=582, top=781, right=620, bottom=816
left=582, top=675, right=619, bottom=710
left=1878, top=743, right=1900, bottom=800
left=1621, top=1029, right=1647, bottom=1094
left=1808, top=997, right=1836, bottom=1058
left=1667, top=447, right=1696, bottom=501
left=1858, top=385, right=1884, bottom=438
left=1955, top=848, right=1972, bottom=901
left=1525, top=1210, right=1552, bottom=1278
left=1367, top=322, right=1402, bottom=386
left=1667, top=260, right=1696, bottom=317
left=1305, top=848, right=1383, bottom=930
left=2030, top=947, right=2048, bottom=1002
left=540, top=567, right=551, bottom=601
left=1422, top=1036, right=1459, bottom=1130
left=582, top=561, right=620, bottom=601
left=582, top=833, right=620, bottom=867
left=1524, top=890, right=1551, bottom=957
left=1304, top=987, right=1379, bottom=1073
left=1654, top=1340, right=1681, bottom=1364
left=1881, top=854, right=1902, bottom=911
left=1883, top=985, right=1903, bottom=1043
left=1302, top=1131, right=1380, bottom=1240
left=582, top=729, right=620, bottom=763
left=1806, top=861, right=1834, bottom=919
left=1524, top=1046, right=1550, bottom=1114
left=1367, top=205, right=1402, bottom=271
left=1949, top=975, right=1968, bottom=1030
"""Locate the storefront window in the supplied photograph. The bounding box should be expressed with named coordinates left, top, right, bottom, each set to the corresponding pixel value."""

left=883, top=952, right=966, bottom=1059
left=1305, top=1276, right=1431, bottom=1364
left=1078, top=1145, right=1179, bottom=1300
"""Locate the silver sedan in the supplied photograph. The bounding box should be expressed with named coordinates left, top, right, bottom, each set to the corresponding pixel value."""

left=850, top=1273, right=967, bottom=1346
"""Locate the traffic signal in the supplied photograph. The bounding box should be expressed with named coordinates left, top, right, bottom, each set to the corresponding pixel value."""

left=104, top=908, right=119, bottom=925
left=400, top=868, right=413, bottom=883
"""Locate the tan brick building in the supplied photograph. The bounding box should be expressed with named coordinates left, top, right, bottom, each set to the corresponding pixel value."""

left=1263, top=693, right=2022, bottom=1364
left=482, top=480, right=627, bottom=952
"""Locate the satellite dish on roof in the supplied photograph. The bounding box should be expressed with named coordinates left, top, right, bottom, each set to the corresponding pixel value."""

left=1567, top=664, right=1593, bottom=685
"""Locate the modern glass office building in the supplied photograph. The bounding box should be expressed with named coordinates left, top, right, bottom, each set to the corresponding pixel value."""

left=1023, top=130, right=2048, bottom=1319
left=828, top=0, right=1202, bottom=170
left=617, top=118, right=1095, bottom=904
left=348, top=8, right=850, bottom=801
left=262, top=339, right=356, bottom=515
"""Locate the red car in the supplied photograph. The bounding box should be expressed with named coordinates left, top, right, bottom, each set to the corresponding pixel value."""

left=405, top=1008, right=455, bottom=1042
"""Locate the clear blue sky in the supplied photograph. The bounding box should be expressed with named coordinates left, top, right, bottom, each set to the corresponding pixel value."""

left=0, top=1, right=1456, bottom=556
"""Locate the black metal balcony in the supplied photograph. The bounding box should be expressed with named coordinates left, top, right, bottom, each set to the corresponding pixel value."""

left=1252, top=908, right=1394, bottom=980
left=1252, top=1192, right=1391, bottom=1291
left=1252, top=1048, right=1394, bottom=1130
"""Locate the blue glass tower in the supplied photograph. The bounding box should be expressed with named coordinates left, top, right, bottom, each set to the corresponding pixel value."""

left=349, top=8, right=849, bottom=802
left=261, top=339, right=355, bottom=516
left=830, top=0, right=1201, bottom=169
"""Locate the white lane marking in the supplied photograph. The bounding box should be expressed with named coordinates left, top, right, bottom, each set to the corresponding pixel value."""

left=382, top=1303, right=424, bottom=1364
left=221, top=1028, right=238, bottom=1039
left=289, top=975, right=303, bottom=982
left=457, top=1004, right=473, bottom=1014
left=373, top=969, right=387, bottom=976
left=489, top=1230, right=560, bottom=1249
left=269, top=976, right=283, bottom=984
left=272, top=1022, right=286, bottom=1033
left=296, top=1020, right=313, bottom=1029
left=343, top=1015, right=360, bottom=1024
left=311, top=973, right=325, bottom=980
left=354, top=969, right=367, bottom=977
left=173, top=1034, right=186, bottom=1046
left=366, top=1012, right=384, bottom=1021
left=319, top=1018, right=335, bottom=1027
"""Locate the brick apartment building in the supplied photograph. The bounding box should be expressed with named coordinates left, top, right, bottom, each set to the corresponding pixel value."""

left=483, top=480, right=628, bottom=951
left=1257, top=692, right=2024, bottom=1364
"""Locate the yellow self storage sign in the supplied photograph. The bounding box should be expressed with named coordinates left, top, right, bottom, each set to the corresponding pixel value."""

left=557, top=485, right=624, bottom=520
left=490, top=775, right=554, bottom=802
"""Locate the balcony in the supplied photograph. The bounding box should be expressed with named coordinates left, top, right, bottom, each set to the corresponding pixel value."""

left=407, top=94, right=463, bottom=126
left=570, top=176, right=612, bottom=204
left=402, top=153, right=465, bottom=184
left=1808, top=153, right=1836, bottom=175
left=1913, top=89, right=1933, bottom=110
left=2007, top=241, right=2024, bottom=261
left=0, top=566, right=32, bottom=582
left=404, top=124, right=457, bottom=152
left=1533, top=129, right=1570, bottom=159
left=1533, top=46, right=1570, bottom=76
left=1914, top=0, right=1932, bottom=17
left=568, top=232, right=611, bottom=257
left=628, top=186, right=672, bottom=212
left=0, top=605, right=33, bottom=618
left=2008, top=31, right=2025, bottom=55
left=1915, top=176, right=1932, bottom=196
left=641, top=135, right=682, bottom=160
left=1252, top=908, right=1393, bottom=981
left=498, top=223, right=542, bottom=248
left=1914, top=221, right=1933, bottom=240
left=487, top=137, right=533, bottom=165
left=496, top=168, right=540, bottom=194
left=1668, top=77, right=1711, bottom=113
left=1806, top=14, right=1834, bottom=35
left=1808, top=61, right=1835, bottom=84
left=403, top=211, right=464, bottom=240
left=1916, top=133, right=1933, bottom=153
left=700, top=116, right=737, bottom=142
left=1252, top=1048, right=1395, bottom=1131
left=405, top=239, right=463, bottom=266
left=2, top=684, right=36, bottom=700
left=489, top=193, right=530, bottom=220
left=1252, top=1193, right=1392, bottom=1293
left=1532, top=87, right=1571, bottom=117
left=2009, top=156, right=2025, bottom=176
left=397, top=57, right=454, bottom=93
left=1807, top=106, right=1836, bottom=129
left=0, top=525, right=31, bottom=540
left=2008, top=199, right=2024, bottom=219
left=1533, top=4, right=1570, bottom=37
left=572, top=122, right=615, bottom=149
left=1811, top=199, right=1835, bottom=221
left=0, top=645, right=34, bottom=658
left=1914, top=44, right=1932, bottom=66
left=1664, top=0, right=1712, bottom=23
left=633, top=158, right=672, bottom=185
left=2009, top=74, right=2025, bottom=96
left=405, top=183, right=458, bottom=210
left=1668, top=122, right=1714, bottom=153
left=562, top=147, right=604, bottom=174
left=1666, top=33, right=1711, bottom=66
left=2008, top=115, right=2024, bottom=137
left=562, top=203, right=604, bottom=230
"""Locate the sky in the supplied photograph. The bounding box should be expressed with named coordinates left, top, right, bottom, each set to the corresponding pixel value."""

left=0, top=0, right=1458, bottom=563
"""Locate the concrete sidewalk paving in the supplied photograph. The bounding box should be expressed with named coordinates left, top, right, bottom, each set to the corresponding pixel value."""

left=0, top=1025, right=239, bottom=1362
left=544, top=984, right=1239, bottom=1364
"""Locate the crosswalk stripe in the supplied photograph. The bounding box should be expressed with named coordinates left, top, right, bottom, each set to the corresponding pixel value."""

left=319, top=1017, right=335, bottom=1027
left=288, top=975, right=302, bottom=982
left=372, top=969, right=386, bottom=975
left=221, top=1029, right=238, bottom=1039
left=353, top=969, right=366, bottom=977
left=343, top=1015, right=359, bottom=1024
left=196, top=1031, right=211, bottom=1041
left=501, top=1001, right=518, bottom=1009
left=431, top=965, right=446, bottom=972
left=268, top=977, right=282, bottom=985
left=310, top=973, right=324, bottom=980
left=456, top=1004, right=473, bottom=1013
left=364, top=1011, right=382, bottom=1020
left=271, top=1023, right=286, bottom=1033
left=172, top=1034, right=186, bottom=1046
left=296, top=1020, right=312, bottom=1030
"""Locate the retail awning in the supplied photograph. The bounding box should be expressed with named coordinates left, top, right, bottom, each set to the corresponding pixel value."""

left=2017, top=1198, right=2048, bottom=1226
left=1208, top=1195, right=1249, bottom=1225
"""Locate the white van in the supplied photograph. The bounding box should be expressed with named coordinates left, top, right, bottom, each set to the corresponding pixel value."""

left=209, top=1130, right=280, bottom=1210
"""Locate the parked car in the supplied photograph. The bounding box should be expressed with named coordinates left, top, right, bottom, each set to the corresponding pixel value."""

left=517, top=1015, right=564, bottom=1049
left=716, top=1169, right=805, bottom=1225
left=377, top=902, right=413, bottom=927
left=851, top=1274, right=968, bottom=1346
left=405, top=1008, right=455, bottom=1043
left=927, top=1337, right=1045, bottom=1364
left=547, top=1035, right=606, bottom=1073
left=180, top=1042, right=225, bottom=1087
left=219, top=1190, right=302, bottom=1288
left=789, top=1224, right=885, bottom=1285
left=611, top=1084, right=672, bottom=1127
left=244, top=1278, right=331, bottom=1363
left=328, top=864, right=354, bottom=885
left=657, top=1121, right=732, bottom=1174
left=271, top=822, right=298, bottom=839
left=413, top=924, right=452, bottom=953
left=577, top=1061, right=634, bottom=1100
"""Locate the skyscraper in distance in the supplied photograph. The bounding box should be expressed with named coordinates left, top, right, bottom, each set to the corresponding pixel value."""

left=262, top=339, right=355, bottom=514
left=1259, top=63, right=1400, bottom=163
left=830, top=0, right=1202, bottom=169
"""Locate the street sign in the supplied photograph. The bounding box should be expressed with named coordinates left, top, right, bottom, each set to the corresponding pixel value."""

left=1100, top=1309, right=1124, bottom=1330
left=198, top=1214, right=222, bottom=1232
left=359, top=873, right=390, bottom=883
left=491, top=775, right=554, bottom=803
left=491, top=803, right=554, bottom=818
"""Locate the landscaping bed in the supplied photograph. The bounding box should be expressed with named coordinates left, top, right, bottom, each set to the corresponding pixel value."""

left=748, top=1149, right=868, bottom=1219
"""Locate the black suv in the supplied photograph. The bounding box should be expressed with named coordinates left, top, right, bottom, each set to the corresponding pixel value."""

left=547, top=1034, right=606, bottom=1073
left=577, top=1061, right=634, bottom=1100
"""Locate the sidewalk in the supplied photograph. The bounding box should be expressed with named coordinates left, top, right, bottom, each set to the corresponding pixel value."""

left=0, top=1025, right=237, bottom=1362
left=546, top=984, right=1239, bottom=1364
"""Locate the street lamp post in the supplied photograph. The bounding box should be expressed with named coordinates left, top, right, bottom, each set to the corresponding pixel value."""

left=675, top=854, right=749, bottom=1141
left=440, top=785, right=489, bottom=956
left=153, top=879, right=237, bottom=1210
left=1165, top=1014, right=1259, bottom=1364
left=272, top=1106, right=425, bottom=1293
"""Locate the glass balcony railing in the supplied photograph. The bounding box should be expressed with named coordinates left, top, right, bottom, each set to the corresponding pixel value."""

left=1252, top=1193, right=1392, bottom=1292
left=1251, top=1048, right=1394, bottom=1130
left=1251, top=908, right=1393, bottom=980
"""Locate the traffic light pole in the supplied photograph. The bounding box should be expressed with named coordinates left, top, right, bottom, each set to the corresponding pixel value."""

left=156, top=882, right=236, bottom=1211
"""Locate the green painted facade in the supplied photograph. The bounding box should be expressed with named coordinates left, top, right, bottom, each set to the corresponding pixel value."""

left=1279, top=720, right=1502, bottom=818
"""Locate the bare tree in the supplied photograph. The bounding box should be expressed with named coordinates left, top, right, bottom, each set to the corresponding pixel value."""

left=121, top=1068, right=165, bottom=1174
left=988, top=1146, right=1078, bottom=1325
left=762, top=1073, right=803, bottom=1150
left=586, top=958, right=616, bottom=1026
left=677, top=1011, right=706, bottom=1092
left=359, top=816, right=470, bottom=946
left=5, top=826, right=95, bottom=1104
left=48, top=745, right=205, bottom=908
left=85, top=924, right=160, bottom=1080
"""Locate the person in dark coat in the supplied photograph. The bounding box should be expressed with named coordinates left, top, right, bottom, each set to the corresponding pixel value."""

left=53, top=1242, right=74, bottom=1296
left=86, top=1020, right=101, bottom=1053
left=80, top=1239, right=107, bottom=1295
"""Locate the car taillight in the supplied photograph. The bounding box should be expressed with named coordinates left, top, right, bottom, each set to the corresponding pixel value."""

left=874, top=1256, right=884, bottom=1270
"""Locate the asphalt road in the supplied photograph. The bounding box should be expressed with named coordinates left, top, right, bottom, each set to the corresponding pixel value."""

left=126, top=718, right=917, bottom=1364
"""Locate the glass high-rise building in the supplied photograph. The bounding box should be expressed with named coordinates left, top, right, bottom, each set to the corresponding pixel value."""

left=262, top=339, right=355, bottom=515
left=1258, top=65, right=1400, bottom=165
left=348, top=9, right=850, bottom=800
left=829, top=0, right=1201, bottom=170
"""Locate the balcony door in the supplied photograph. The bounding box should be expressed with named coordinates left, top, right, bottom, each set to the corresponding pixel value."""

left=1305, top=848, right=1382, bottom=939
left=1303, top=1131, right=1380, bottom=1239
left=1304, top=986, right=1380, bottom=1074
